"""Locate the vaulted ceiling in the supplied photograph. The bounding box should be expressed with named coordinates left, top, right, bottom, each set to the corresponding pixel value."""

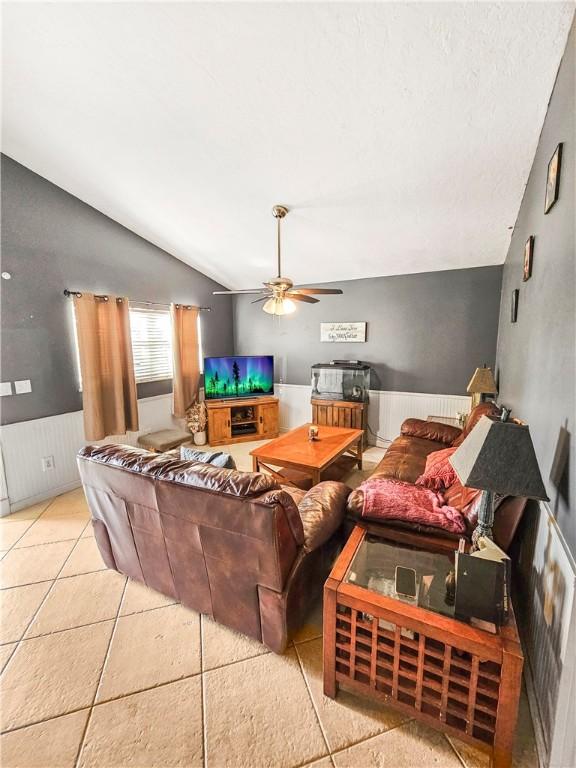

left=2, top=3, right=573, bottom=288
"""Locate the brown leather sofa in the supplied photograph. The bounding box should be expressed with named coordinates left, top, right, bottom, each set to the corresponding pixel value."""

left=347, top=402, right=527, bottom=552
left=77, top=444, right=350, bottom=653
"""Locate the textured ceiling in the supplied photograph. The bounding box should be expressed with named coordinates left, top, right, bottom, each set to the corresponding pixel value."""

left=2, top=3, right=573, bottom=289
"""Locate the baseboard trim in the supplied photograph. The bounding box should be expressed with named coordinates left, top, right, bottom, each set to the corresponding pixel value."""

left=523, top=652, right=546, bottom=768
left=8, top=480, right=83, bottom=514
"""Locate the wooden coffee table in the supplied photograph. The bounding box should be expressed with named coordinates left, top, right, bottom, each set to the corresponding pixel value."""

left=324, top=526, right=523, bottom=768
left=250, top=423, right=363, bottom=487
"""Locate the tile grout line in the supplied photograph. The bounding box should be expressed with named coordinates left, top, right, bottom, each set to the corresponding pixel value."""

left=9, top=530, right=91, bottom=552
left=16, top=594, right=135, bottom=644
left=293, top=641, right=333, bottom=763
left=1, top=668, right=204, bottom=736
left=200, top=615, right=208, bottom=768
left=0, top=493, right=75, bottom=554
left=73, top=576, right=129, bottom=768
left=0, top=524, right=89, bottom=682
left=327, top=719, right=413, bottom=760
left=445, top=734, right=470, bottom=768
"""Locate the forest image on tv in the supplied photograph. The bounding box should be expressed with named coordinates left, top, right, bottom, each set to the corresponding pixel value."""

left=204, top=356, right=274, bottom=399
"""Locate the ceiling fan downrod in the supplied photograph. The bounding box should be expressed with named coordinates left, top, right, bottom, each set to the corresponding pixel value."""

left=272, top=205, right=288, bottom=280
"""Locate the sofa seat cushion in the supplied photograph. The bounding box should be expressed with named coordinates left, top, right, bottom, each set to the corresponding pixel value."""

left=347, top=435, right=448, bottom=518
left=359, top=478, right=467, bottom=535
left=372, top=435, right=446, bottom=484
left=298, top=481, right=350, bottom=553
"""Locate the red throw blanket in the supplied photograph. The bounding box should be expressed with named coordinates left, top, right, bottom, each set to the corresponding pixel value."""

left=360, top=477, right=466, bottom=534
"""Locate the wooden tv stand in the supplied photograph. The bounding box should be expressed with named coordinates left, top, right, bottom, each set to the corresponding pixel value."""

left=206, top=396, right=279, bottom=446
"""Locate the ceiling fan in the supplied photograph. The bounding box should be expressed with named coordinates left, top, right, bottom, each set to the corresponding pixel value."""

left=213, top=205, right=343, bottom=315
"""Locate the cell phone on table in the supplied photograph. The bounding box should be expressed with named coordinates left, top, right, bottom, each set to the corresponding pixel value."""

left=395, top=566, right=417, bottom=598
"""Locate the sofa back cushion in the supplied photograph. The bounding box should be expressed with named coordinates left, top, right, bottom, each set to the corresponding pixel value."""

left=453, top=401, right=501, bottom=447
left=401, top=419, right=462, bottom=446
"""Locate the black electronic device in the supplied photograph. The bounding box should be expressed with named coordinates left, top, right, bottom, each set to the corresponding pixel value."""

left=395, top=566, right=417, bottom=598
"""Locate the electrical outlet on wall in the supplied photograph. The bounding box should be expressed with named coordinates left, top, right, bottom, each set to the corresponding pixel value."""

left=41, top=456, right=55, bottom=472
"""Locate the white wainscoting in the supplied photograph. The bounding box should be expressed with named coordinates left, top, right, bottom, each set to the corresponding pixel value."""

left=520, top=502, right=576, bottom=768
left=1, top=385, right=470, bottom=513
left=275, top=384, right=471, bottom=446
left=0, top=394, right=178, bottom=513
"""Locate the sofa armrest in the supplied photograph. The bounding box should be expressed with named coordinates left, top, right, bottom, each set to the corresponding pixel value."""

left=298, top=481, right=350, bottom=553
left=400, top=418, right=462, bottom=446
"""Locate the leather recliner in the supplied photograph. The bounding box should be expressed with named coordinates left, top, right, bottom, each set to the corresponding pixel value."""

left=77, top=444, right=349, bottom=653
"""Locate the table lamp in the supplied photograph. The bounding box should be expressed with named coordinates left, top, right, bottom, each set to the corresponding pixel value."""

left=467, top=365, right=497, bottom=409
left=450, top=416, right=549, bottom=549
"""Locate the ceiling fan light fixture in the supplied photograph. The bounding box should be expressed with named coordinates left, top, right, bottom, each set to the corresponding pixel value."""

left=212, top=204, right=343, bottom=312
left=262, top=297, right=296, bottom=316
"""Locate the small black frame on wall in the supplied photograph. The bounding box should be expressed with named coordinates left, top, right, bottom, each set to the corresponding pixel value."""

left=511, top=289, right=519, bottom=323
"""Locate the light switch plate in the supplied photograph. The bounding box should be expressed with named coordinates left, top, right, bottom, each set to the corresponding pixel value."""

left=0, top=382, right=12, bottom=397
left=14, top=380, right=32, bottom=394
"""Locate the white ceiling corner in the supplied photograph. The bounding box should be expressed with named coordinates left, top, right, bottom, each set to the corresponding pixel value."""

left=2, top=2, right=573, bottom=289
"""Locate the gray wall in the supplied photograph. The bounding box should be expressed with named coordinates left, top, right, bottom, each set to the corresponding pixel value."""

left=1, top=155, right=234, bottom=425
left=496, top=21, right=575, bottom=555
left=234, top=265, right=503, bottom=396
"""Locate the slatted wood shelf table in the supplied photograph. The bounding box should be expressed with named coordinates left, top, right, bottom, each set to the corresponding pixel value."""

left=323, top=526, right=523, bottom=768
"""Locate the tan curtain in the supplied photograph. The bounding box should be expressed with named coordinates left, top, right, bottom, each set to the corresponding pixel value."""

left=171, top=304, right=200, bottom=417
left=73, top=293, right=139, bottom=441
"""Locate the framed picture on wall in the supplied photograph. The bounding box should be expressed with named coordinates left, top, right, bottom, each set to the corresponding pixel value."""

left=511, top=289, right=519, bottom=323
left=523, top=236, right=534, bottom=281
left=544, top=143, right=562, bottom=214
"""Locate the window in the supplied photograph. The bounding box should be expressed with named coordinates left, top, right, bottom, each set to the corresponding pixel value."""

left=130, top=306, right=173, bottom=383
left=71, top=303, right=203, bottom=388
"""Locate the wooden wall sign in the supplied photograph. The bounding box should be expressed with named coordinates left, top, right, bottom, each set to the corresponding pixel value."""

left=321, top=322, right=366, bottom=343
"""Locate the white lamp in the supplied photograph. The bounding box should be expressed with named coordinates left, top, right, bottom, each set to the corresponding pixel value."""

left=262, top=297, right=296, bottom=316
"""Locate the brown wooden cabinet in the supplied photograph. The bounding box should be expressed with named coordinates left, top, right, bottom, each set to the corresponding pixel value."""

left=207, top=397, right=279, bottom=446
left=311, top=398, right=367, bottom=446
left=209, top=408, right=231, bottom=444
left=259, top=401, right=279, bottom=437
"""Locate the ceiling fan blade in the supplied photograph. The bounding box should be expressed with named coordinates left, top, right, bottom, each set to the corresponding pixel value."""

left=289, top=288, right=343, bottom=295
left=213, top=289, right=266, bottom=295
left=288, top=293, right=319, bottom=304
left=251, top=296, right=271, bottom=304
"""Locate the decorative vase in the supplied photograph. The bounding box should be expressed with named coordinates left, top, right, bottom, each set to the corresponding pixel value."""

left=193, top=431, right=207, bottom=446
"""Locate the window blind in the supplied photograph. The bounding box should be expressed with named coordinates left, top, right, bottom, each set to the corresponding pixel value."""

left=129, top=306, right=173, bottom=383
left=71, top=303, right=203, bottom=389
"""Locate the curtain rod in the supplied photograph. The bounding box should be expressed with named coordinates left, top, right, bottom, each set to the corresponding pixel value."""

left=63, top=289, right=211, bottom=311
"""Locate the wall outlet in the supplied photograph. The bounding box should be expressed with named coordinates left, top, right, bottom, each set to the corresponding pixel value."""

left=41, top=456, right=55, bottom=472
left=14, top=380, right=32, bottom=394
left=0, top=382, right=12, bottom=397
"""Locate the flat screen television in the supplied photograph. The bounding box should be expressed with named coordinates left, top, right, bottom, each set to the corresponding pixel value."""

left=204, top=355, right=274, bottom=400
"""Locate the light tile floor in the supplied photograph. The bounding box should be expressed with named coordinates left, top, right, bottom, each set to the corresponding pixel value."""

left=0, top=444, right=539, bottom=767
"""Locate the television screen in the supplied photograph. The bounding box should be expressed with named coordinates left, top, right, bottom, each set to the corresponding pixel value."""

left=204, top=356, right=274, bottom=400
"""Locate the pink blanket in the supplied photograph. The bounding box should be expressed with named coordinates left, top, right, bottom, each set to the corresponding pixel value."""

left=360, top=477, right=466, bottom=535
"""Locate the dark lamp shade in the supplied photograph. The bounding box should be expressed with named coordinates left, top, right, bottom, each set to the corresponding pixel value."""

left=466, top=366, right=497, bottom=395
left=449, top=416, right=549, bottom=500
